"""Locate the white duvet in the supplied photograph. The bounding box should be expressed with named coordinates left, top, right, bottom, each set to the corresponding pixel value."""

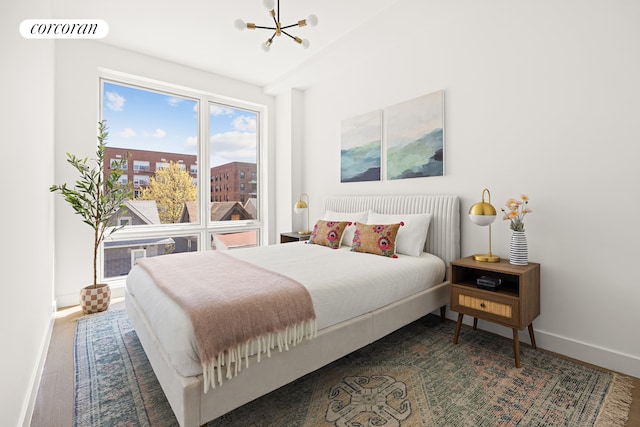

left=126, top=242, right=445, bottom=377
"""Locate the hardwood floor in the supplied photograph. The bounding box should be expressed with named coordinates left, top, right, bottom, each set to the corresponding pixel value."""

left=31, top=299, right=640, bottom=426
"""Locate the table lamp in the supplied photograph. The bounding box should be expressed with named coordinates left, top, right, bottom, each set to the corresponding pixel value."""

left=468, top=188, right=500, bottom=262
left=294, top=193, right=311, bottom=235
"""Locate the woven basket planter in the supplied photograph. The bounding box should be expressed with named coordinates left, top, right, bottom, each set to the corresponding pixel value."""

left=80, top=283, right=111, bottom=315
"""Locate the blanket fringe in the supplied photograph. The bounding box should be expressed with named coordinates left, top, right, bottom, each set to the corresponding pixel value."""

left=202, top=318, right=317, bottom=393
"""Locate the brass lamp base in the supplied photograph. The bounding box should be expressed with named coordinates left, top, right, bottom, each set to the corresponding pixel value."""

left=298, top=231, right=311, bottom=235
left=473, top=253, right=501, bottom=262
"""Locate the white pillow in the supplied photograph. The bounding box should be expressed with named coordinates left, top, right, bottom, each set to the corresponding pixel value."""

left=322, top=210, right=369, bottom=247
left=368, top=211, right=432, bottom=257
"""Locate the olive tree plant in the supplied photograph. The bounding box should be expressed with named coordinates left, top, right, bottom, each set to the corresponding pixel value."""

left=50, top=120, right=133, bottom=288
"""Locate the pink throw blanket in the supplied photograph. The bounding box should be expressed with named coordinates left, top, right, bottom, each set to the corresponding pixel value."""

left=136, top=250, right=317, bottom=391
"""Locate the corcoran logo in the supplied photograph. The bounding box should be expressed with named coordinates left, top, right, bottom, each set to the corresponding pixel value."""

left=20, top=19, right=109, bottom=39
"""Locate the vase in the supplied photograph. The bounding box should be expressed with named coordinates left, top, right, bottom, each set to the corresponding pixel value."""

left=79, top=283, right=111, bottom=314
left=509, top=231, right=528, bottom=265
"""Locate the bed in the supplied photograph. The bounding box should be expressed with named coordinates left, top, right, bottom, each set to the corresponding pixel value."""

left=125, top=194, right=460, bottom=427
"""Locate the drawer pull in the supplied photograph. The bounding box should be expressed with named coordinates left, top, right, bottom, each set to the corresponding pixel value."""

left=480, top=303, right=486, bottom=308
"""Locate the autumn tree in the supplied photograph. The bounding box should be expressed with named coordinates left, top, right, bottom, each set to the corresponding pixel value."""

left=140, top=161, right=197, bottom=224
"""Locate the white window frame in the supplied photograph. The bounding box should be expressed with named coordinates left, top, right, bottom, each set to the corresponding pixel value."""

left=131, top=248, right=146, bottom=267
left=98, top=69, right=268, bottom=286
left=118, top=217, right=132, bottom=226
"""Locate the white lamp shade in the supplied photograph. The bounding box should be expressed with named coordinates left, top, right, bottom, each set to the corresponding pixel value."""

left=307, top=14, right=318, bottom=26
left=234, top=19, right=246, bottom=31
left=469, top=213, right=496, bottom=226
left=293, top=201, right=308, bottom=214
left=301, top=39, right=310, bottom=49
left=263, top=0, right=275, bottom=10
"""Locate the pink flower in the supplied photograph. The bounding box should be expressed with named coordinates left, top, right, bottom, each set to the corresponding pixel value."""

left=378, top=236, right=391, bottom=250
left=372, top=225, right=386, bottom=233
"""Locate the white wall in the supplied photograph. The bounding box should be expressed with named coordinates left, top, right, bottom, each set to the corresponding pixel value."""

left=1, top=1, right=56, bottom=425
left=54, top=41, right=276, bottom=307
left=275, top=0, right=640, bottom=377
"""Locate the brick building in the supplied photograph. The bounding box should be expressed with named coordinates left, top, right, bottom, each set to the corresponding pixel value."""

left=104, top=147, right=198, bottom=199
left=104, top=149, right=256, bottom=205
left=210, top=161, right=257, bottom=204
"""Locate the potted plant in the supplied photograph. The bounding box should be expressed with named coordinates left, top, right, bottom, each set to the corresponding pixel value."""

left=50, top=121, right=133, bottom=314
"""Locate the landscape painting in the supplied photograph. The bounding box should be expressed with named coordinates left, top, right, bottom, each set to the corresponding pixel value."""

left=385, top=90, right=444, bottom=180
left=340, top=110, right=381, bottom=182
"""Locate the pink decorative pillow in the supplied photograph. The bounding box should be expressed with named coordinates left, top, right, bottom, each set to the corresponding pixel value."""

left=351, top=222, right=403, bottom=258
left=307, top=220, right=350, bottom=249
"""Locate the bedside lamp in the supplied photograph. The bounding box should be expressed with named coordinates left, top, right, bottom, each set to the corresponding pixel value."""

left=469, top=188, right=500, bottom=262
left=294, top=193, right=311, bottom=235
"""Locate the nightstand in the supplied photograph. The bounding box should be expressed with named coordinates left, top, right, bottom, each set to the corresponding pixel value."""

left=280, top=232, right=311, bottom=244
left=450, top=256, right=540, bottom=368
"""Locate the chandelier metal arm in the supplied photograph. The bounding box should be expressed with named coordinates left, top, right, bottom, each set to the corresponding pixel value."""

left=280, top=23, right=301, bottom=30
left=235, top=0, right=317, bottom=51
left=281, top=30, right=300, bottom=42
left=253, top=25, right=277, bottom=31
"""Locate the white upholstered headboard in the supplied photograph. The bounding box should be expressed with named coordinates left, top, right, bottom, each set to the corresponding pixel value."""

left=323, top=194, right=460, bottom=269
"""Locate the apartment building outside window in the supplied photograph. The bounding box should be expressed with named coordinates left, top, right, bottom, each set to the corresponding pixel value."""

left=100, top=75, right=263, bottom=281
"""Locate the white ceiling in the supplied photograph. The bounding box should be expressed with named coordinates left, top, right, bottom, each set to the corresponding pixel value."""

left=52, top=0, right=397, bottom=87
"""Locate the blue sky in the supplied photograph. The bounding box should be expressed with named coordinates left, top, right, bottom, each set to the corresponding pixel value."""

left=102, top=82, right=257, bottom=166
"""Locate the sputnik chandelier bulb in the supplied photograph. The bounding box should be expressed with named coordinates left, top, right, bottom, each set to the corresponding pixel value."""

left=235, top=0, right=318, bottom=52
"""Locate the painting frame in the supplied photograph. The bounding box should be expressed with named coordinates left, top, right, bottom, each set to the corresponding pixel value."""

left=340, top=110, right=382, bottom=183
left=384, top=90, right=444, bottom=180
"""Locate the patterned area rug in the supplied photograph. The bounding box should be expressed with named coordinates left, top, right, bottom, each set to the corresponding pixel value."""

left=74, top=309, right=633, bottom=426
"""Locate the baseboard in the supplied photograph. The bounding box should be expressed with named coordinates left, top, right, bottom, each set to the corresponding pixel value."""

left=448, top=313, right=640, bottom=379
left=21, top=302, right=56, bottom=427
left=535, top=329, right=640, bottom=379
left=56, top=281, right=126, bottom=309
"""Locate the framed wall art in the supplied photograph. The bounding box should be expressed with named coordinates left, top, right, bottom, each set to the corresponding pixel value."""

left=385, top=90, right=444, bottom=180
left=340, top=110, right=382, bottom=183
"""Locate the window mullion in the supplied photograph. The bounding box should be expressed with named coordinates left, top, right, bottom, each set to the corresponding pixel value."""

left=200, top=97, right=211, bottom=244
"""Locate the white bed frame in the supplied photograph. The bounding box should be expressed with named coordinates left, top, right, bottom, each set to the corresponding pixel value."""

left=125, top=194, right=460, bottom=427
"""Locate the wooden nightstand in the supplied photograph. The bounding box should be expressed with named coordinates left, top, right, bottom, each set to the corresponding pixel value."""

left=280, top=232, right=311, bottom=243
left=450, top=256, right=540, bottom=368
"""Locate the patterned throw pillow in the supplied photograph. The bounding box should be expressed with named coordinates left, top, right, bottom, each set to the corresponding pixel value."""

left=307, top=220, right=350, bottom=249
left=351, top=222, right=403, bottom=258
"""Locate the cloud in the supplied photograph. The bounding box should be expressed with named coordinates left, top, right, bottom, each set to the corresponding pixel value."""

left=209, top=104, right=234, bottom=116
left=210, top=131, right=256, bottom=163
left=105, top=91, right=125, bottom=111
left=232, top=115, right=256, bottom=132
left=151, top=128, right=166, bottom=138
left=120, top=128, right=136, bottom=138
left=167, top=97, right=183, bottom=107
left=184, top=136, right=198, bottom=153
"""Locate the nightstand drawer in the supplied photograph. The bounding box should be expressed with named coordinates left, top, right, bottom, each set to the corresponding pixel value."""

left=451, top=287, right=519, bottom=326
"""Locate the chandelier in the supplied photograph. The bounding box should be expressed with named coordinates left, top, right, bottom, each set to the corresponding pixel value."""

left=234, top=0, right=318, bottom=52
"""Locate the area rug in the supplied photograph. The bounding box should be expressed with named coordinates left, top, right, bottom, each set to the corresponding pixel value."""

left=74, top=309, right=633, bottom=426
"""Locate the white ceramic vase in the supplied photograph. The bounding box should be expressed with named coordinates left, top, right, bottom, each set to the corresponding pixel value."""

left=509, top=231, right=528, bottom=265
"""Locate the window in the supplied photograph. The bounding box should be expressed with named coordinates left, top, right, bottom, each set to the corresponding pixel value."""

left=133, top=175, right=149, bottom=188
left=131, top=248, right=146, bottom=267
left=110, top=158, right=128, bottom=170
left=103, top=234, right=199, bottom=278
left=100, top=76, right=263, bottom=281
left=155, top=161, right=170, bottom=171
left=133, top=160, right=150, bottom=172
